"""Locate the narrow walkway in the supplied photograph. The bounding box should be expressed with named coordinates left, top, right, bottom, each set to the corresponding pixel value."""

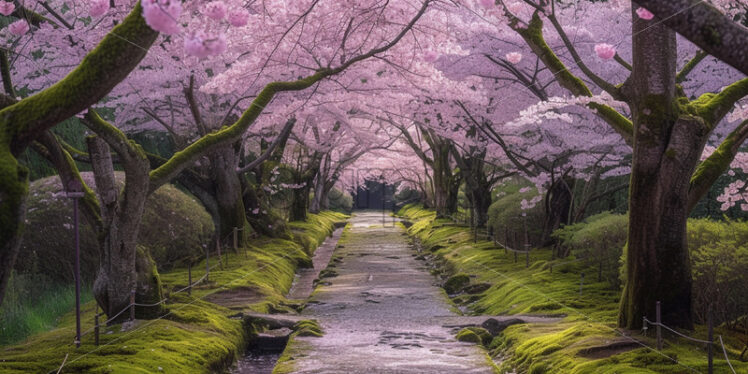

left=285, top=212, right=495, bottom=373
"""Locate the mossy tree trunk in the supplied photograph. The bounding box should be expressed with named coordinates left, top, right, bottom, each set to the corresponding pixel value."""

left=211, top=145, right=250, bottom=248
left=507, top=9, right=748, bottom=330
left=0, top=4, right=158, bottom=306
left=87, top=135, right=163, bottom=321
left=618, top=14, right=704, bottom=330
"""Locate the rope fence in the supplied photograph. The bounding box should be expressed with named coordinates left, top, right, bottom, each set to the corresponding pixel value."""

left=71, top=226, right=248, bottom=347
left=56, top=235, right=311, bottom=373
left=440, top=211, right=742, bottom=374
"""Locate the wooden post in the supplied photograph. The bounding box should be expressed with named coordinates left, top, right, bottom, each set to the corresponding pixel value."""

left=187, top=263, right=192, bottom=296
left=523, top=217, right=530, bottom=268
left=217, top=236, right=223, bottom=270
left=94, top=307, right=100, bottom=346
left=514, top=250, right=518, bottom=263
left=708, top=305, right=713, bottom=374
left=656, top=301, right=662, bottom=350
left=233, top=227, right=238, bottom=252
left=129, top=290, right=135, bottom=322
left=206, top=243, right=210, bottom=282
left=503, top=227, right=508, bottom=254
left=579, top=273, right=584, bottom=297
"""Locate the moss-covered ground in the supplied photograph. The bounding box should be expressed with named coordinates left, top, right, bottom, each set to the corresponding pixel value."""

left=0, top=211, right=347, bottom=374
left=399, top=204, right=748, bottom=374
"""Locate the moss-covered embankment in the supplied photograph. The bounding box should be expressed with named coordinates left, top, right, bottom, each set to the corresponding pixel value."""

left=0, top=211, right=347, bottom=374
left=398, top=205, right=747, bottom=374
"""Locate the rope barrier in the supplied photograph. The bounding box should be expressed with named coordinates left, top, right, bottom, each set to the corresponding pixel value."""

left=718, top=335, right=737, bottom=374
left=58, top=241, right=305, bottom=372
left=445, top=248, right=703, bottom=373
left=77, top=251, right=227, bottom=340
left=643, top=317, right=712, bottom=344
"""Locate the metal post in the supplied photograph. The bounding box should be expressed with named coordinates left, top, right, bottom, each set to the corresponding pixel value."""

left=656, top=301, right=662, bottom=350
left=708, top=305, right=713, bottom=374
left=187, top=263, right=192, bottom=296
left=129, top=290, right=135, bottom=322
left=579, top=273, right=584, bottom=296
left=73, top=197, right=81, bottom=348
left=65, top=181, right=85, bottom=349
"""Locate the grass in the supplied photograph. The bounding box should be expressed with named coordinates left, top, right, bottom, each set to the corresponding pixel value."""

left=0, top=211, right=348, bottom=374
left=0, top=274, right=94, bottom=346
left=398, top=204, right=748, bottom=374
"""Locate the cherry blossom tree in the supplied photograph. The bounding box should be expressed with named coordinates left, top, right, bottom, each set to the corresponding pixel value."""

left=456, top=0, right=748, bottom=329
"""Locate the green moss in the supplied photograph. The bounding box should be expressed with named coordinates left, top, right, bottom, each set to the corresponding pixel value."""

left=0, top=211, right=346, bottom=373
left=398, top=205, right=748, bottom=374
left=456, top=328, right=483, bottom=344
left=292, top=319, right=323, bottom=337
left=444, top=273, right=470, bottom=294
left=457, top=327, right=492, bottom=346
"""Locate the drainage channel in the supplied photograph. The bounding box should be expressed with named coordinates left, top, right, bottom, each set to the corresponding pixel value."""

left=231, top=333, right=288, bottom=374
left=229, top=224, right=346, bottom=373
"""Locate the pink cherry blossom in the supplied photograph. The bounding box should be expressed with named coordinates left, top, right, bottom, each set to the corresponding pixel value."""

left=89, top=0, right=110, bottom=17
left=184, top=31, right=227, bottom=58
left=423, top=51, right=439, bottom=63
left=142, top=0, right=182, bottom=35
left=0, top=1, right=14, bottom=16
left=636, top=7, right=654, bottom=20
left=203, top=1, right=227, bottom=21
left=505, top=52, right=522, bottom=64
left=479, top=0, right=494, bottom=8
left=228, top=8, right=250, bottom=27
left=594, top=43, right=616, bottom=60
left=8, top=20, right=29, bottom=36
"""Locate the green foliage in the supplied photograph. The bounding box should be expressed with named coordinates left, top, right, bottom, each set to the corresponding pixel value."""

left=398, top=205, right=748, bottom=374
left=0, top=272, right=93, bottom=345
left=688, top=219, right=748, bottom=326
left=487, top=182, right=545, bottom=247
left=15, top=173, right=214, bottom=284
left=0, top=211, right=345, bottom=373
left=327, top=188, right=353, bottom=213
left=553, top=212, right=628, bottom=288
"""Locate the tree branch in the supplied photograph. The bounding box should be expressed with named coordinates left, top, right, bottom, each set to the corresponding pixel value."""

left=237, top=118, right=296, bottom=173
left=5, top=2, right=158, bottom=155
left=633, top=0, right=748, bottom=76
left=688, top=119, right=748, bottom=211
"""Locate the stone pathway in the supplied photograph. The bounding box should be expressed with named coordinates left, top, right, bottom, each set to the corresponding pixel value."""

left=282, top=212, right=496, bottom=373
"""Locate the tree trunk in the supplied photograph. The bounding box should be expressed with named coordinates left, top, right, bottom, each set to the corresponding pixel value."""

left=211, top=146, right=249, bottom=248
left=309, top=174, right=325, bottom=214
left=618, top=14, right=704, bottom=330
left=542, top=178, right=572, bottom=245
left=88, top=137, right=163, bottom=322
left=469, top=184, right=491, bottom=228
left=0, top=156, right=27, bottom=307
left=290, top=184, right=310, bottom=221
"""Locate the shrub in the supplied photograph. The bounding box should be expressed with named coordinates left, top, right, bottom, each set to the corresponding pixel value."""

left=327, top=188, right=353, bottom=213
left=688, top=219, right=748, bottom=326
left=487, top=182, right=545, bottom=248
left=15, top=172, right=214, bottom=284
left=552, top=212, right=627, bottom=288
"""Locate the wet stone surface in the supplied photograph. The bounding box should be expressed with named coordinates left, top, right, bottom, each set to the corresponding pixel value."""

left=285, top=212, right=495, bottom=373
